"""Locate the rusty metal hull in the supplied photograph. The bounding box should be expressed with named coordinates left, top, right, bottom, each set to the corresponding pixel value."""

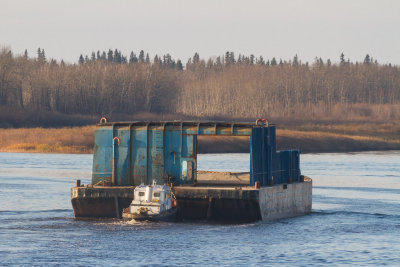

left=177, top=198, right=261, bottom=222
left=71, top=178, right=312, bottom=222
left=71, top=186, right=134, bottom=218
left=174, top=186, right=261, bottom=222
left=71, top=197, right=133, bottom=218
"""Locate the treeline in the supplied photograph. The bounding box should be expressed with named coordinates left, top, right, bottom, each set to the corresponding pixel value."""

left=0, top=47, right=399, bottom=125
left=77, top=49, right=184, bottom=70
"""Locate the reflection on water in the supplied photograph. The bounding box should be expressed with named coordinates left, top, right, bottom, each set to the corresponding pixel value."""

left=0, top=151, right=399, bottom=266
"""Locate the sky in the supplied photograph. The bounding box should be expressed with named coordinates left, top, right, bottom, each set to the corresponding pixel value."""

left=1, top=0, right=399, bottom=64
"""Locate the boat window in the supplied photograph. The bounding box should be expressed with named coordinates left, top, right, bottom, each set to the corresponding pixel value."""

left=153, top=192, right=160, bottom=197
left=182, top=160, right=188, bottom=179
left=139, top=192, right=145, bottom=196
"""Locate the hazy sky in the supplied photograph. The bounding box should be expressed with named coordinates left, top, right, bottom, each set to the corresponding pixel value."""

left=1, top=0, right=399, bottom=64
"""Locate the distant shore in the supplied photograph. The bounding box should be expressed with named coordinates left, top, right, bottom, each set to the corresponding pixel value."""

left=1, top=123, right=399, bottom=154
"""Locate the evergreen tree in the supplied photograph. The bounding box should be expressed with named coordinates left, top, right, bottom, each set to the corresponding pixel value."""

left=318, top=57, right=324, bottom=66
left=230, top=52, right=235, bottom=64
left=91, top=52, right=96, bottom=61
left=41, top=49, right=46, bottom=62
left=139, top=50, right=145, bottom=62
left=129, top=52, right=134, bottom=63
left=37, top=48, right=46, bottom=61
left=164, top=54, right=173, bottom=67
left=97, top=51, right=101, bottom=60
left=146, top=53, right=150, bottom=64
left=292, top=54, right=299, bottom=67
left=107, top=49, right=113, bottom=62
left=113, top=49, right=121, bottom=63
left=271, top=57, right=277, bottom=66
left=340, top=53, right=345, bottom=64
left=129, top=52, right=138, bottom=63
left=225, top=51, right=230, bottom=66
left=250, top=54, right=255, bottom=65
left=79, top=54, right=85, bottom=64
left=193, top=52, right=200, bottom=64
left=215, top=56, right=222, bottom=67
left=364, top=54, right=371, bottom=64
left=154, top=55, right=162, bottom=67
left=24, top=49, right=28, bottom=59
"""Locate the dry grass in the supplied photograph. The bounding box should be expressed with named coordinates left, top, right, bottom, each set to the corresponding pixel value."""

left=276, top=120, right=400, bottom=152
left=0, top=122, right=399, bottom=154
left=288, top=122, right=400, bottom=139
left=276, top=128, right=400, bottom=153
left=0, top=126, right=94, bottom=154
left=197, top=136, right=250, bottom=153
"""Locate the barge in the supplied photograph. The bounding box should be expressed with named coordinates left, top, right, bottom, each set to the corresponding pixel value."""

left=71, top=119, right=312, bottom=222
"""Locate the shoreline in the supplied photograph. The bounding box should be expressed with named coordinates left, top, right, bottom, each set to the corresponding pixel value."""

left=1, top=124, right=399, bottom=154
left=1, top=149, right=399, bottom=155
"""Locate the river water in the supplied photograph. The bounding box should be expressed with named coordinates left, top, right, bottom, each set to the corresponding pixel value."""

left=0, top=151, right=399, bottom=266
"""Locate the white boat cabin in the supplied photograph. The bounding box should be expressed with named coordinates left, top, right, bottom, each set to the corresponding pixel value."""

left=129, top=184, right=173, bottom=215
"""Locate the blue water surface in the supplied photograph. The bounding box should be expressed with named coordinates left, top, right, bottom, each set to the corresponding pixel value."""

left=0, top=151, right=399, bottom=266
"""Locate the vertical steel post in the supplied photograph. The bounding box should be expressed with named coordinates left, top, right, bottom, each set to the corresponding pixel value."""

left=129, top=123, right=133, bottom=186
left=162, top=123, right=166, bottom=183
left=179, top=122, right=183, bottom=183
left=267, top=127, right=273, bottom=186
left=262, top=127, right=268, bottom=187
left=250, top=132, right=254, bottom=186
left=112, top=136, right=120, bottom=185
left=145, top=123, right=149, bottom=185
left=112, top=124, right=115, bottom=185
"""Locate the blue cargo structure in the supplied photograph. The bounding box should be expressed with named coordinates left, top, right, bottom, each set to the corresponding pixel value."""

left=92, top=121, right=300, bottom=187
left=71, top=120, right=312, bottom=222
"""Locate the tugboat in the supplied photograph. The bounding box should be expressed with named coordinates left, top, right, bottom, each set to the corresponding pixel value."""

left=122, top=181, right=178, bottom=221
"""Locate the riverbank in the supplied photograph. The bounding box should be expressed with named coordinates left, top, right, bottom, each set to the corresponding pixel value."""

left=1, top=122, right=399, bottom=154
left=0, top=126, right=94, bottom=154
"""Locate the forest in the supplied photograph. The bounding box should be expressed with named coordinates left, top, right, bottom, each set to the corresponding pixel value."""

left=0, top=47, right=399, bottom=127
